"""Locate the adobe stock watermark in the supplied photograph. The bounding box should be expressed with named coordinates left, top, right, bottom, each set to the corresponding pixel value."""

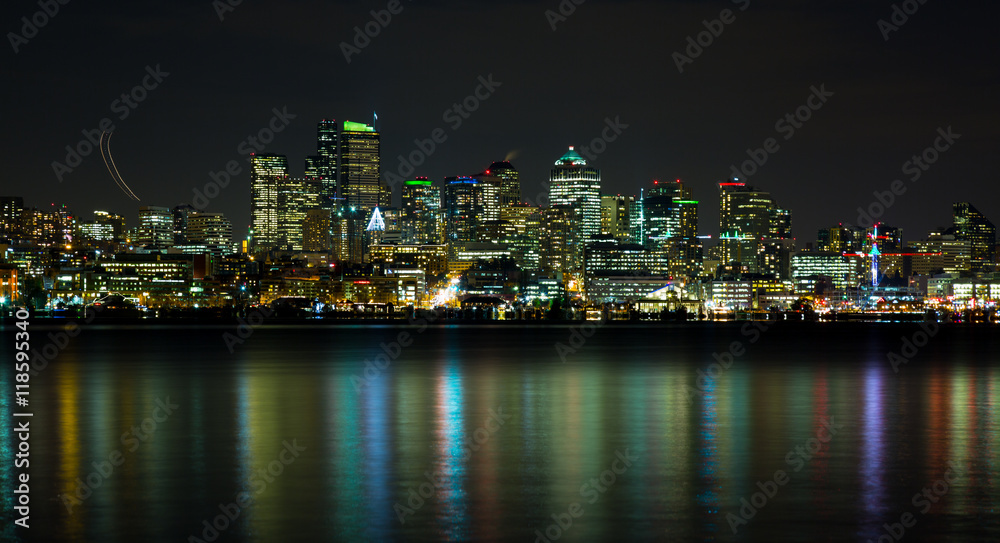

left=545, top=0, right=586, bottom=31
left=576, top=116, right=629, bottom=162
left=877, top=0, right=930, bottom=42
left=212, top=0, right=243, bottom=21
left=382, top=75, right=503, bottom=190
left=341, top=0, right=413, bottom=64
left=533, top=449, right=637, bottom=542
left=223, top=305, right=275, bottom=353
left=855, top=126, right=959, bottom=228
left=59, top=397, right=180, bottom=513
left=866, top=461, right=963, bottom=543
left=685, top=321, right=768, bottom=403
left=727, top=416, right=844, bottom=534
left=886, top=320, right=939, bottom=373
left=672, top=0, right=750, bottom=73
left=192, top=106, right=297, bottom=210
left=7, top=0, right=72, bottom=54
left=187, top=439, right=306, bottom=543
left=394, top=406, right=512, bottom=524
left=728, top=84, right=833, bottom=181
left=51, top=64, right=170, bottom=182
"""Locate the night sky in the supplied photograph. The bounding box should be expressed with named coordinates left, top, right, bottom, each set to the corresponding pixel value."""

left=3, top=0, right=998, bottom=245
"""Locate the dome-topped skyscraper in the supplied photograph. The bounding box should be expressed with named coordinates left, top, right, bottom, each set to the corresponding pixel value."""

left=549, top=146, right=601, bottom=240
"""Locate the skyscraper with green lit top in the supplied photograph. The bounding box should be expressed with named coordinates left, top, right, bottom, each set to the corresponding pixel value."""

left=401, top=177, right=441, bottom=244
left=339, top=120, right=381, bottom=213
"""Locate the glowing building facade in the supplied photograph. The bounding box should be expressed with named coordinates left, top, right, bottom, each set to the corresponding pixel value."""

left=549, top=147, right=601, bottom=240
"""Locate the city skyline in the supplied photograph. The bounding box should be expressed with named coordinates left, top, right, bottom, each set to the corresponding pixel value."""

left=5, top=3, right=1000, bottom=542
left=7, top=135, right=996, bottom=257
left=3, top=1, right=998, bottom=248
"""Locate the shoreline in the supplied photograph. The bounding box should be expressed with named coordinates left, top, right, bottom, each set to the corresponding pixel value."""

left=1, top=316, right=991, bottom=327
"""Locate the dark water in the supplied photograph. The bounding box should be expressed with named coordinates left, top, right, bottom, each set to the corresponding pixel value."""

left=1, top=322, right=999, bottom=542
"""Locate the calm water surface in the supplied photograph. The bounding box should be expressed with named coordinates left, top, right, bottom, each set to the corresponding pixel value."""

left=1, top=323, right=998, bottom=542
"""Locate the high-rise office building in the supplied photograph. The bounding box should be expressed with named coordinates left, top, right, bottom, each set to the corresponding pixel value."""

left=78, top=221, right=114, bottom=242
left=312, top=119, right=340, bottom=208
left=817, top=225, right=862, bottom=254
left=642, top=180, right=689, bottom=242
left=20, top=205, right=75, bottom=247
left=332, top=206, right=364, bottom=264
left=250, top=153, right=289, bottom=252
left=0, top=197, right=24, bottom=240
left=94, top=211, right=126, bottom=241
left=909, top=231, right=971, bottom=276
left=719, top=181, right=773, bottom=241
left=487, top=161, right=520, bottom=207
left=302, top=209, right=333, bottom=253
left=600, top=195, right=633, bottom=242
left=304, top=155, right=323, bottom=179
left=769, top=207, right=792, bottom=239
left=444, top=176, right=483, bottom=245
left=276, top=177, right=322, bottom=252
left=549, top=147, right=601, bottom=240
left=173, top=204, right=197, bottom=245
left=867, top=225, right=903, bottom=253
left=340, top=120, right=381, bottom=213
left=539, top=205, right=581, bottom=275
left=470, top=169, right=503, bottom=225
left=401, top=178, right=441, bottom=244
left=186, top=212, right=234, bottom=252
left=501, top=203, right=537, bottom=238
left=137, top=206, right=174, bottom=249
left=628, top=195, right=645, bottom=245
left=631, top=179, right=702, bottom=278
left=718, top=179, right=790, bottom=276
left=953, top=202, right=996, bottom=272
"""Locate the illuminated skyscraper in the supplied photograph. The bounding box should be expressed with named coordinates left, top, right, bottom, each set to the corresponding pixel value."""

left=549, top=147, right=601, bottom=240
left=78, top=221, right=114, bottom=242
left=867, top=224, right=902, bottom=253
left=137, top=206, right=173, bottom=249
left=953, top=202, right=996, bottom=272
left=186, top=212, right=234, bottom=253
left=332, top=206, right=364, bottom=264
left=718, top=179, right=791, bottom=277
left=276, top=177, right=322, bottom=251
left=600, top=195, right=633, bottom=243
left=0, top=196, right=23, bottom=241
left=340, top=121, right=381, bottom=213
left=250, top=153, right=289, bottom=252
left=304, top=119, right=340, bottom=209
left=302, top=209, right=332, bottom=253
left=470, top=169, right=502, bottom=224
left=629, top=179, right=702, bottom=278
left=172, top=204, right=196, bottom=245
left=817, top=225, right=862, bottom=253
left=719, top=181, right=772, bottom=243
left=401, top=178, right=441, bottom=244
left=487, top=161, right=520, bottom=207
left=539, top=205, right=581, bottom=275
left=501, top=203, right=538, bottom=237
left=444, top=176, right=483, bottom=245
left=317, top=119, right=339, bottom=176
left=643, top=180, right=688, bottom=242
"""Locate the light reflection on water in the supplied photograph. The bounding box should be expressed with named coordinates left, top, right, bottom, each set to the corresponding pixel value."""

left=0, top=324, right=998, bottom=542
